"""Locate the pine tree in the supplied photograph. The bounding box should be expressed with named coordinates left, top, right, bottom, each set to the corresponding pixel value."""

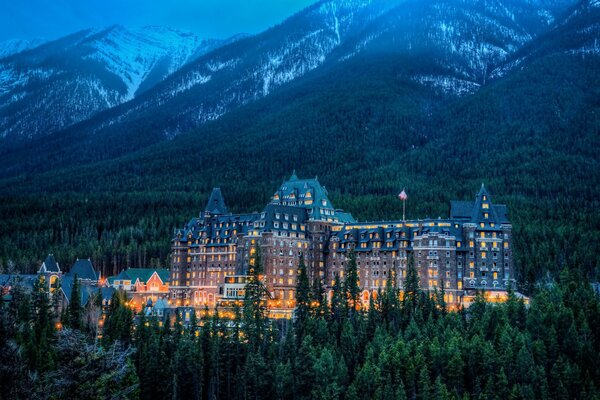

left=295, top=255, right=311, bottom=343
left=29, top=274, right=56, bottom=372
left=103, top=290, right=133, bottom=346
left=403, top=254, right=420, bottom=322
left=66, top=274, right=83, bottom=330
left=344, top=250, right=360, bottom=316
left=243, top=244, right=269, bottom=350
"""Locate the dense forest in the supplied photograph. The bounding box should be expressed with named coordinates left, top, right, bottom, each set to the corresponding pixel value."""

left=1, top=51, right=599, bottom=290
left=2, top=252, right=599, bottom=399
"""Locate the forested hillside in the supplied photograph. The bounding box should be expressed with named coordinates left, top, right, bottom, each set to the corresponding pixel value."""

left=0, top=0, right=598, bottom=289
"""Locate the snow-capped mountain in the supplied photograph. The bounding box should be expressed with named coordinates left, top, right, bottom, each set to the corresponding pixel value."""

left=333, top=0, right=579, bottom=95
left=0, top=26, right=238, bottom=141
left=492, top=0, right=600, bottom=77
left=0, top=0, right=581, bottom=146
left=43, top=0, right=577, bottom=143
left=0, top=38, right=46, bottom=58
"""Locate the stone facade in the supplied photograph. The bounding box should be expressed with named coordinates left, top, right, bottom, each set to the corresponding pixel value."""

left=169, top=173, right=514, bottom=311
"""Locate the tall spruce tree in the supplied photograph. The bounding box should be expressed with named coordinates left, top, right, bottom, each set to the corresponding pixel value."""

left=403, top=253, right=420, bottom=321
left=294, top=255, right=311, bottom=342
left=103, top=290, right=133, bottom=346
left=243, top=244, right=269, bottom=350
left=30, top=275, right=56, bottom=372
left=66, top=274, right=83, bottom=330
left=344, top=250, right=360, bottom=316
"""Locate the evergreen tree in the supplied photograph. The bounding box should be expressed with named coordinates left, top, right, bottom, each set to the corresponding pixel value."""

left=65, top=274, right=83, bottom=330
left=102, top=290, right=133, bottom=346
left=294, top=255, right=311, bottom=343
left=344, top=250, right=360, bottom=315
left=403, top=254, right=420, bottom=322
left=243, top=244, right=270, bottom=350
left=29, top=274, right=56, bottom=372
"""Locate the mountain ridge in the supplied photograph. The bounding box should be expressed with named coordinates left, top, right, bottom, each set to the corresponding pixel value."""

left=0, top=25, right=242, bottom=142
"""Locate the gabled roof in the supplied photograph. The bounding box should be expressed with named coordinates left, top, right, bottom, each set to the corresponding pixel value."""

left=270, top=172, right=355, bottom=223
left=112, top=268, right=170, bottom=284
left=39, top=254, right=60, bottom=273
left=67, top=259, right=97, bottom=281
left=450, top=185, right=509, bottom=224
left=205, top=188, right=228, bottom=215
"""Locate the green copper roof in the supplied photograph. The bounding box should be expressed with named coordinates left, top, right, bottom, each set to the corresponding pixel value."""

left=111, top=268, right=170, bottom=284
left=270, top=173, right=355, bottom=223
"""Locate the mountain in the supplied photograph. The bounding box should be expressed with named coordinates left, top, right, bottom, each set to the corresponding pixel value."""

left=0, top=0, right=578, bottom=177
left=0, top=26, right=238, bottom=142
left=0, top=0, right=597, bottom=283
left=0, top=38, right=46, bottom=58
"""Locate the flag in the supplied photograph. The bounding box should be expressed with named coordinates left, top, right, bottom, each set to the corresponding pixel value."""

left=398, top=189, right=408, bottom=201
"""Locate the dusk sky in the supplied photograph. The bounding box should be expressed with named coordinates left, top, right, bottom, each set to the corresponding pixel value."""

left=1, top=0, right=317, bottom=41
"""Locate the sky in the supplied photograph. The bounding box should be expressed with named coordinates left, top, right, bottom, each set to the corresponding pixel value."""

left=1, top=0, right=317, bottom=42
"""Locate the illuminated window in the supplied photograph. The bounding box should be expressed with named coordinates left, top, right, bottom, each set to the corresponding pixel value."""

left=469, top=272, right=475, bottom=279
left=469, top=261, right=474, bottom=268
left=484, top=213, right=489, bottom=219
left=481, top=252, right=486, bottom=259
left=504, top=242, right=509, bottom=249
left=458, top=281, right=463, bottom=289
left=482, top=203, right=489, bottom=209
left=469, top=241, right=474, bottom=248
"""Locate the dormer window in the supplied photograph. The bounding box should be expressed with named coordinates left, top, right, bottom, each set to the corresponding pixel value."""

left=482, top=203, right=489, bottom=209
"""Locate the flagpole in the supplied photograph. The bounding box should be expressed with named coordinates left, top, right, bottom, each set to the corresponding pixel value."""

left=399, top=188, right=407, bottom=222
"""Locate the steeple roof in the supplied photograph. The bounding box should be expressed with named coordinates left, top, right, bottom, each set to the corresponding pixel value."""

left=205, top=188, right=228, bottom=215
left=39, top=254, right=60, bottom=273
left=270, top=173, right=355, bottom=223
